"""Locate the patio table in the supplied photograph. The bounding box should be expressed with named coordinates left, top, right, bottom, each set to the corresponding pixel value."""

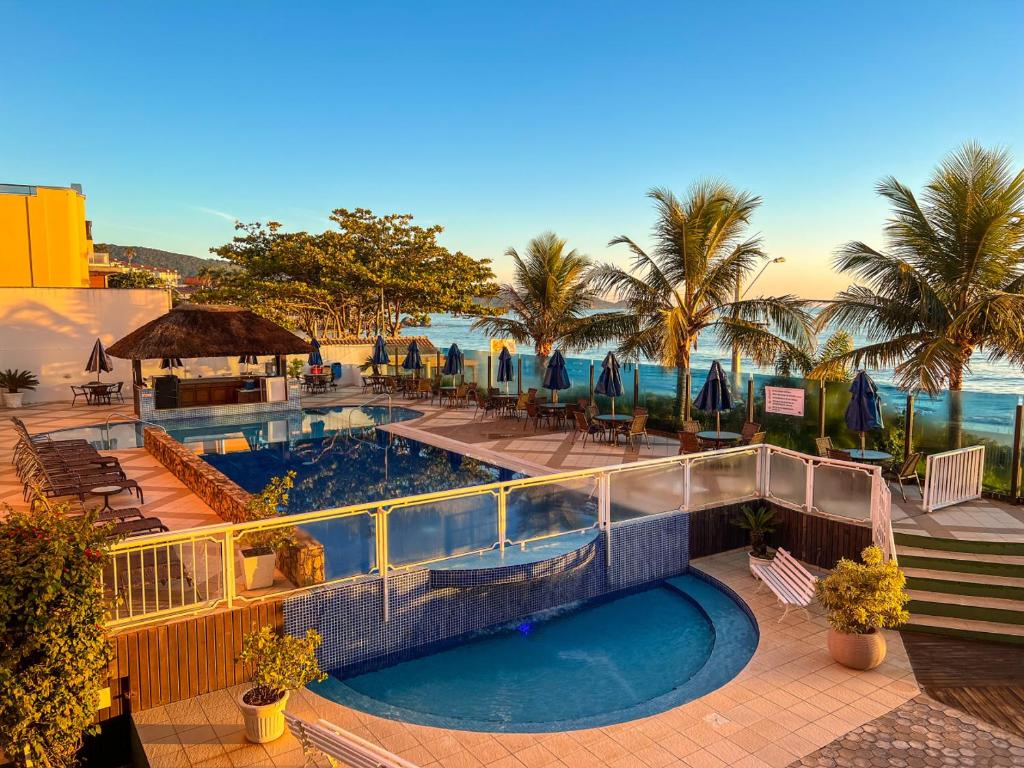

left=85, top=383, right=116, bottom=405
left=844, top=448, right=892, bottom=463
left=89, top=484, right=125, bottom=513
left=696, top=430, right=743, bottom=447
left=595, top=413, right=632, bottom=445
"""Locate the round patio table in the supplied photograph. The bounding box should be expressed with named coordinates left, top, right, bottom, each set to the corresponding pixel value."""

left=845, top=449, right=892, bottom=463
left=595, top=413, right=633, bottom=445
left=696, top=430, right=743, bottom=446
left=89, top=484, right=124, bottom=513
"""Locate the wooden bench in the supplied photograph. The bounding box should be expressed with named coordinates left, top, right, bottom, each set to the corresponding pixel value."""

left=284, top=712, right=422, bottom=768
left=751, top=547, right=817, bottom=622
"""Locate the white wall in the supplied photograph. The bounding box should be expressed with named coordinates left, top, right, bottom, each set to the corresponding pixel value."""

left=0, top=287, right=172, bottom=404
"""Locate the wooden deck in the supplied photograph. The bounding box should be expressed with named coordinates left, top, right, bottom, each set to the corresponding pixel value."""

left=901, top=629, right=1024, bottom=736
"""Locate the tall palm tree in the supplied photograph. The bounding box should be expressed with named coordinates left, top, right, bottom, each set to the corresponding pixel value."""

left=813, top=142, right=1024, bottom=394
left=472, top=232, right=621, bottom=356
left=591, top=184, right=813, bottom=422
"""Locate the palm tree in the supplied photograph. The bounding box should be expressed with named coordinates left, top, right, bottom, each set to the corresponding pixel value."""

left=471, top=232, right=621, bottom=356
left=775, top=330, right=855, bottom=382
left=814, top=142, right=1024, bottom=395
left=591, top=184, right=813, bottom=423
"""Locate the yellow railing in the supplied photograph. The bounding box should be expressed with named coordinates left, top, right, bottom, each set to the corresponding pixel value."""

left=104, top=443, right=892, bottom=628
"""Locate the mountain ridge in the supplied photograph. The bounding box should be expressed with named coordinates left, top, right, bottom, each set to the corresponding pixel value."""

left=95, top=243, right=223, bottom=277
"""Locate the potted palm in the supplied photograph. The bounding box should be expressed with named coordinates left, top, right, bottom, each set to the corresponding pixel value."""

left=816, top=546, right=909, bottom=670
left=0, top=369, right=39, bottom=409
left=237, top=627, right=326, bottom=742
left=240, top=472, right=296, bottom=590
left=732, top=504, right=776, bottom=576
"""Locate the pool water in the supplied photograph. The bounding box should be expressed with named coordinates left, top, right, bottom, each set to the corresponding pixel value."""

left=313, top=575, right=758, bottom=731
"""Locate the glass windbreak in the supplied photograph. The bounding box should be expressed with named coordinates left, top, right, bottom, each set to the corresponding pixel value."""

left=688, top=450, right=759, bottom=509
left=280, top=513, right=377, bottom=582
left=504, top=476, right=600, bottom=544
left=767, top=452, right=807, bottom=508
left=812, top=463, right=874, bottom=521
left=609, top=462, right=685, bottom=521
left=387, top=492, right=499, bottom=568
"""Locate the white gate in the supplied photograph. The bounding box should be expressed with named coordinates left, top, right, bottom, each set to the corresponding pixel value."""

left=922, top=445, right=985, bottom=512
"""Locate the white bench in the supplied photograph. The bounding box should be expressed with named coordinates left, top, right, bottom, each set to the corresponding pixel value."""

left=284, top=712, right=422, bottom=768
left=751, top=547, right=817, bottom=622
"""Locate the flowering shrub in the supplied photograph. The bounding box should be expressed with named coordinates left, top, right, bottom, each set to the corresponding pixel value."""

left=816, top=546, right=910, bottom=635
left=0, top=503, right=115, bottom=768
left=238, top=627, right=326, bottom=706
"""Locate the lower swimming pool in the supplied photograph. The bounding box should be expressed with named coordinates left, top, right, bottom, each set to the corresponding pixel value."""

left=312, top=574, right=757, bottom=731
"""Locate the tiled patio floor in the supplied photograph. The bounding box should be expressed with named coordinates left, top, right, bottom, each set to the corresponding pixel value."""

left=133, top=549, right=920, bottom=768
left=891, top=493, right=1024, bottom=542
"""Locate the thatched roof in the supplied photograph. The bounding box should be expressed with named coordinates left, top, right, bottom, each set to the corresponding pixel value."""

left=322, top=335, right=439, bottom=354
left=107, top=304, right=313, bottom=360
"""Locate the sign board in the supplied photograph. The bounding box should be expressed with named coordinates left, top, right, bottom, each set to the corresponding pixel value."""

left=765, top=386, right=805, bottom=417
left=490, top=338, right=517, bottom=355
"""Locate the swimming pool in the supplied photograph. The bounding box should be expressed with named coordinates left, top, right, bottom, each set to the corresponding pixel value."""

left=312, top=574, right=757, bottom=731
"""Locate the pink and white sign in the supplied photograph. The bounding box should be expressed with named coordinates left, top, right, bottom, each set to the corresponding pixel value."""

left=765, top=386, right=805, bottom=417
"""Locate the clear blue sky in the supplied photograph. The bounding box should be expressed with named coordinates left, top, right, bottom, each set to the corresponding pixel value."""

left=3, top=1, right=1023, bottom=297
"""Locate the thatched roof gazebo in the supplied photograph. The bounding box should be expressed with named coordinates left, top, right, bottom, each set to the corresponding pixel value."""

left=108, top=304, right=313, bottom=360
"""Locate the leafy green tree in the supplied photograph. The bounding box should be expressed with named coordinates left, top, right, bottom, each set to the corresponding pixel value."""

left=471, top=232, right=621, bottom=356
left=107, top=269, right=165, bottom=288
left=815, top=142, right=1024, bottom=394
left=591, top=185, right=813, bottom=423
left=0, top=503, right=115, bottom=768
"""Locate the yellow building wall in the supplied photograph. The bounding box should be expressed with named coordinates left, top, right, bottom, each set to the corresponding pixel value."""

left=0, top=186, right=92, bottom=288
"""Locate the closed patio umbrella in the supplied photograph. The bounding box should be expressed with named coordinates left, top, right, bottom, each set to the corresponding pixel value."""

left=496, top=346, right=514, bottom=393
left=85, top=338, right=113, bottom=382
left=845, top=370, right=884, bottom=452
left=693, top=360, right=733, bottom=437
left=308, top=338, right=323, bottom=367
left=595, top=351, right=624, bottom=420
left=402, top=340, right=423, bottom=377
left=542, top=350, right=571, bottom=403
left=237, top=354, right=259, bottom=374
left=442, top=343, right=464, bottom=384
left=160, top=357, right=184, bottom=370
left=371, top=334, right=390, bottom=374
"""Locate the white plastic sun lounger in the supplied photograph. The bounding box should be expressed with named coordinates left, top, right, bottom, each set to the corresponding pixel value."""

left=285, top=712, right=421, bottom=768
left=751, top=547, right=817, bottom=621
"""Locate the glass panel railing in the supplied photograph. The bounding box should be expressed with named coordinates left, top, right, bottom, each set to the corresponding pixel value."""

left=689, top=450, right=759, bottom=508
left=504, top=476, right=600, bottom=544
left=812, top=464, right=874, bottom=521
left=387, top=491, right=499, bottom=568
left=609, top=461, right=685, bottom=521
left=767, top=451, right=807, bottom=507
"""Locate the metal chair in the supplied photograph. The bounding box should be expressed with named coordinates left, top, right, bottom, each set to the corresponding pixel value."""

left=741, top=421, right=760, bottom=439
left=679, top=419, right=701, bottom=434
left=815, top=436, right=834, bottom=458
left=884, top=452, right=923, bottom=501
left=826, top=448, right=852, bottom=461
left=744, top=431, right=766, bottom=446
left=677, top=431, right=703, bottom=455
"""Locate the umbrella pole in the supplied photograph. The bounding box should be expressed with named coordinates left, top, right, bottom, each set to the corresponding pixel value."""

left=716, top=412, right=721, bottom=439
left=861, top=431, right=866, bottom=453
left=612, top=397, right=616, bottom=446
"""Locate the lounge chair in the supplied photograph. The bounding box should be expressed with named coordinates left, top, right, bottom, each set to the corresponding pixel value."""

left=751, top=547, right=817, bottom=622
left=285, top=713, right=421, bottom=768
left=108, top=517, right=169, bottom=538
left=883, top=452, right=923, bottom=501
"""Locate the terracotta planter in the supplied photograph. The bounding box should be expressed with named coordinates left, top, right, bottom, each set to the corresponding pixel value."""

left=827, top=628, right=886, bottom=670
left=748, top=552, right=772, bottom=578
left=241, top=549, right=276, bottom=590
left=237, top=689, right=289, bottom=743
left=2, top=392, right=23, bottom=409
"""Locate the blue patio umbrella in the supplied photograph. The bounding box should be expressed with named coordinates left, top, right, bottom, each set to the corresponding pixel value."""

left=402, top=340, right=423, bottom=376
left=442, top=343, right=464, bottom=383
left=693, top=360, right=733, bottom=436
left=308, top=338, right=323, bottom=367
left=845, top=370, right=884, bottom=452
left=496, top=346, right=514, bottom=393
left=85, top=338, right=113, bottom=381
left=595, top=351, right=624, bottom=419
left=542, top=350, right=571, bottom=402
left=371, top=334, right=390, bottom=372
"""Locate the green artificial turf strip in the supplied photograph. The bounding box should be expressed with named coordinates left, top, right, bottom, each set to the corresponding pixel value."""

left=899, top=555, right=1024, bottom=579
left=895, top=532, right=1024, bottom=556
left=909, top=599, right=1024, bottom=625
left=906, top=576, right=1024, bottom=602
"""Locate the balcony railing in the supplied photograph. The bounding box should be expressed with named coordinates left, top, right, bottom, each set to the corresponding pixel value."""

left=101, top=443, right=894, bottom=629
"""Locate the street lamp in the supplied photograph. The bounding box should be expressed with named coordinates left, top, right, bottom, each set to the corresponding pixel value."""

left=731, top=257, right=786, bottom=378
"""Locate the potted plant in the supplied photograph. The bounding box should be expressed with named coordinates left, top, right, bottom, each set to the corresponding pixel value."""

left=0, top=369, right=39, bottom=409
left=816, top=545, right=909, bottom=670
left=240, top=472, right=296, bottom=590
left=287, top=358, right=305, bottom=380
left=237, top=627, right=326, bottom=743
left=732, top=504, right=776, bottom=576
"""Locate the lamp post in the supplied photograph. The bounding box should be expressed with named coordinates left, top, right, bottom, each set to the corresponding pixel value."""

left=731, top=257, right=786, bottom=381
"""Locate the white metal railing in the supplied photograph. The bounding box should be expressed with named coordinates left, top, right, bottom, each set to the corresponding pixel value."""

left=103, top=442, right=894, bottom=628
left=922, top=445, right=985, bottom=512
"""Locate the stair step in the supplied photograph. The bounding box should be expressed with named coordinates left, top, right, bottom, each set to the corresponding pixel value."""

left=893, top=532, right=1024, bottom=556
left=897, top=554, right=1024, bottom=580
left=905, top=613, right=1024, bottom=644
left=902, top=567, right=1024, bottom=589
left=906, top=589, right=1024, bottom=612
left=896, top=545, right=1024, bottom=565
left=908, top=599, right=1024, bottom=626
left=906, top=576, right=1024, bottom=602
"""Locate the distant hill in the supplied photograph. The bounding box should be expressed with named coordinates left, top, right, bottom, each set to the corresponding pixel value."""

left=95, top=244, right=225, bottom=277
